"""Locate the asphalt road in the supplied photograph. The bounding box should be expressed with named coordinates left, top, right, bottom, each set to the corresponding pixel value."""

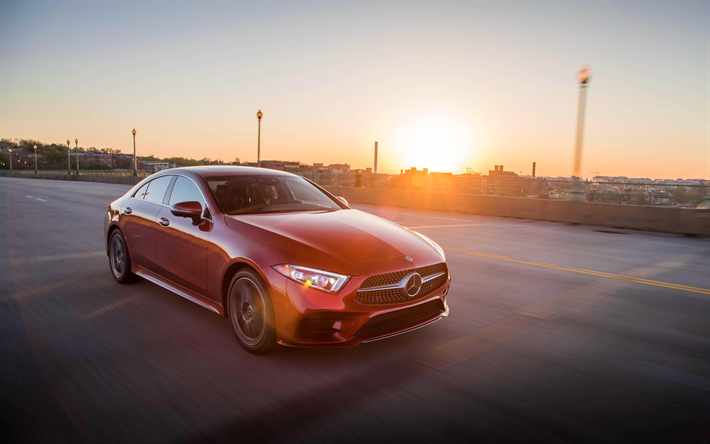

left=1, top=177, right=709, bottom=444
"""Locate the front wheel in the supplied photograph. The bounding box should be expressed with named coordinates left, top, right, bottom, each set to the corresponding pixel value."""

left=228, top=269, right=277, bottom=354
left=108, top=229, right=138, bottom=283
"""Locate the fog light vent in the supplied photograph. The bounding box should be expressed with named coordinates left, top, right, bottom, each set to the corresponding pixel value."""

left=297, top=313, right=352, bottom=339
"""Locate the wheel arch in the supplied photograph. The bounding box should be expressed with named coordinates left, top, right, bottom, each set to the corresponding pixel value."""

left=221, top=259, right=269, bottom=317
left=106, top=224, right=122, bottom=256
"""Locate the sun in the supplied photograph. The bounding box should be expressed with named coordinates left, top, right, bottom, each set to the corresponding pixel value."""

left=392, top=111, right=475, bottom=173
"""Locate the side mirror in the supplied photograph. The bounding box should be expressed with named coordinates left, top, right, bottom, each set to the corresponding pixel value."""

left=336, top=196, right=349, bottom=207
left=171, top=201, right=203, bottom=224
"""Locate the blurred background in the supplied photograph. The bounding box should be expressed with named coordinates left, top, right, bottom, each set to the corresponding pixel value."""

left=1, top=1, right=708, bottom=443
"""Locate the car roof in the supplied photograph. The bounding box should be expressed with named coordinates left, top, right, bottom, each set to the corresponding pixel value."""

left=161, top=166, right=297, bottom=179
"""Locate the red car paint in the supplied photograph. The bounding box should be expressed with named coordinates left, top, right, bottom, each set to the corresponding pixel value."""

left=105, top=166, right=450, bottom=348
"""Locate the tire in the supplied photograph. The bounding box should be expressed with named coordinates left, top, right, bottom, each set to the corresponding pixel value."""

left=108, top=229, right=138, bottom=283
left=228, top=269, right=277, bottom=354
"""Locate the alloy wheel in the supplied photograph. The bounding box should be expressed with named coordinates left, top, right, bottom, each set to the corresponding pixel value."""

left=231, top=277, right=267, bottom=347
left=110, top=234, right=125, bottom=279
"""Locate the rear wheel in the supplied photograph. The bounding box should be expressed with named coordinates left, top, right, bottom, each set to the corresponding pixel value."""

left=228, top=269, right=276, bottom=354
left=108, top=230, right=137, bottom=283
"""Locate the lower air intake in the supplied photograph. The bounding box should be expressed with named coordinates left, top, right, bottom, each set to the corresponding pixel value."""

left=354, top=299, right=445, bottom=338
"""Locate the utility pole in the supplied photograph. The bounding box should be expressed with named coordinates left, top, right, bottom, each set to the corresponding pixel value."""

left=132, top=129, right=137, bottom=176
left=75, top=138, right=80, bottom=175
left=67, top=140, right=71, bottom=175
left=570, top=65, right=592, bottom=201
left=374, top=141, right=378, bottom=174
left=256, top=110, right=263, bottom=168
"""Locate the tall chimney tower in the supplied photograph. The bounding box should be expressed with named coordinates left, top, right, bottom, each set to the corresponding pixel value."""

left=532, top=162, right=536, bottom=178
left=374, top=142, right=378, bottom=174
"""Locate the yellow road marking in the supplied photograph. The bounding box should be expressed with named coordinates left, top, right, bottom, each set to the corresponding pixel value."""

left=372, top=208, right=476, bottom=223
left=424, top=250, right=707, bottom=366
left=444, top=247, right=710, bottom=295
left=0, top=279, right=74, bottom=303
left=407, top=223, right=486, bottom=229
left=79, top=295, right=140, bottom=321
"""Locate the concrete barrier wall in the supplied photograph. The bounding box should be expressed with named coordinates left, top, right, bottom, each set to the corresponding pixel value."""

left=324, top=186, right=710, bottom=237
left=6, top=173, right=143, bottom=186
left=6, top=174, right=707, bottom=236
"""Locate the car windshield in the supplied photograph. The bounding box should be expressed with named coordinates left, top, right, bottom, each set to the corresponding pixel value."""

left=208, top=175, right=342, bottom=215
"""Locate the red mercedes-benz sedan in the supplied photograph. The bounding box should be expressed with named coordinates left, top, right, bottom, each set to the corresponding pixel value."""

left=104, top=166, right=451, bottom=353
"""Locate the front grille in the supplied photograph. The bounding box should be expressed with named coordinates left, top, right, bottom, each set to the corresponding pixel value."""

left=419, top=273, right=448, bottom=296
left=360, top=270, right=409, bottom=289
left=354, top=299, right=445, bottom=338
left=416, top=263, right=448, bottom=279
left=360, top=263, right=447, bottom=289
left=355, top=263, right=448, bottom=305
left=356, top=288, right=403, bottom=305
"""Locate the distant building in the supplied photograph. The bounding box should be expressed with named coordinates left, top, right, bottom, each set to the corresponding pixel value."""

left=260, top=160, right=301, bottom=171
left=144, top=162, right=175, bottom=173
left=326, top=163, right=351, bottom=173
left=390, top=167, right=428, bottom=191
left=482, top=165, right=548, bottom=196
left=453, top=173, right=483, bottom=195
left=113, top=153, right=137, bottom=170
left=388, top=167, right=453, bottom=193
left=428, top=172, right=454, bottom=193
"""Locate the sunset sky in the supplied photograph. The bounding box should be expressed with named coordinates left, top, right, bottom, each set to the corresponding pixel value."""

left=1, top=1, right=707, bottom=179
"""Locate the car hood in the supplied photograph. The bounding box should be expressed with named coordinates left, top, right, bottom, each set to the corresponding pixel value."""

left=224, top=209, right=438, bottom=272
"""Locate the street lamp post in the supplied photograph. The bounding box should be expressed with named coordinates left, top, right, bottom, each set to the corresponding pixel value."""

left=75, top=138, right=80, bottom=175
left=67, top=140, right=71, bottom=175
left=256, top=109, right=263, bottom=168
left=8, top=148, right=12, bottom=174
left=132, top=129, right=137, bottom=176
left=570, top=65, right=592, bottom=202
left=33, top=145, right=38, bottom=174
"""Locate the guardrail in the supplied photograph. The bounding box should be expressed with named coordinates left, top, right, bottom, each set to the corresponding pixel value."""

left=2, top=169, right=708, bottom=209
left=0, top=169, right=149, bottom=177
left=322, top=185, right=710, bottom=236
left=302, top=173, right=709, bottom=208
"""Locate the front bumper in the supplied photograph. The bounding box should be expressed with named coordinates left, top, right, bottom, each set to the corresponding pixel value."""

left=264, top=266, right=451, bottom=348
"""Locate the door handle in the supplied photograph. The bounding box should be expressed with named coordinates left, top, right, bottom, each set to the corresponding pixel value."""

left=159, top=217, right=170, bottom=227
left=124, top=207, right=132, bottom=215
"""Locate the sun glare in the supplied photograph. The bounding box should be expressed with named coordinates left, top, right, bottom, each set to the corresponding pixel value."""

left=392, top=111, right=475, bottom=173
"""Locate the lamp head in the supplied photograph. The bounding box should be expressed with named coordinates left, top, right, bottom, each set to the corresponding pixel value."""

left=132, top=128, right=137, bottom=136
left=33, top=145, right=37, bottom=149
left=75, top=138, right=78, bottom=144
left=257, top=109, right=263, bottom=120
left=577, top=65, right=592, bottom=85
left=67, top=140, right=70, bottom=145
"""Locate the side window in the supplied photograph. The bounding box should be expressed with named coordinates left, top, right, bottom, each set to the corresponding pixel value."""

left=133, top=182, right=149, bottom=199
left=169, top=177, right=205, bottom=207
left=144, top=176, right=174, bottom=204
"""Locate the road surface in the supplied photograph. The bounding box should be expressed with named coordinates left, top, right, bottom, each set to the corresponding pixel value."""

left=1, top=177, right=708, bottom=443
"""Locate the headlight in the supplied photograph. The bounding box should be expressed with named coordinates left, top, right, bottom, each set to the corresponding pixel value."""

left=411, top=231, right=446, bottom=261
left=272, top=264, right=350, bottom=293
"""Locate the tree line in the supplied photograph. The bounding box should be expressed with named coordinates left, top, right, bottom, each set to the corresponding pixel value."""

left=1, top=138, right=219, bottom=170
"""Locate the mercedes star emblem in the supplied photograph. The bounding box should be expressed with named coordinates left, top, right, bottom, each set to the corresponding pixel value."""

left=403, top=273, right=422, bottom=297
